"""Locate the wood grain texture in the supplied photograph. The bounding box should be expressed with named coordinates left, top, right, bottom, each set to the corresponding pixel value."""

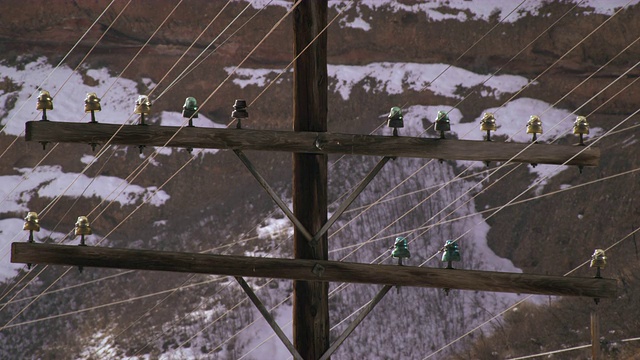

left=292, top=2, right=330, bottom=358
left=25, top=121, right=600, bottom=166
left=12, top=243, right=617, bottom=298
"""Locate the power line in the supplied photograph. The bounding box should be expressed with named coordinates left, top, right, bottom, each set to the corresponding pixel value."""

left=234, top=6, right=637, bottom=354
left=0, top=0, right=119, bottom=138
left=329, top=165, right=640, bottom=254
left=421, top=163, right=640, bottom=360
left=113, top=4, right=532, bottom=348
left=0, top=0, right=192, bottom=323
left=154, top=0, right=257, bottom=100
left=171, top=3, right=640, bottom=354
left=232, top=97, right=640, bottom=356
left=2, top=2, right=636, bottom=358
left=1, top=276, right=227, bottom=329
left=206, top=69, right=640, bottom=360
left=0, top=0, right=308, bottom=349
left=0, top=1, right=292, bottom=342
left=328, top=2, right=633, bottom=265
left=139, top=2, right=636, bottom=358
left=0, top=0, right=141, bottom=308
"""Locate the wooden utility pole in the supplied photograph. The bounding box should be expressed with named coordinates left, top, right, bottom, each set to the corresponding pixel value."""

left=591, top=309, right=601, bottom=359
left=292, top=2, right=329, bottom=359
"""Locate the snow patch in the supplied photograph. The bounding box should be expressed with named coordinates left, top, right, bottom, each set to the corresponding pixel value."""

left=256, top=217, right=293, bottom=241
left=236, top=304, right=293, bottom=360
left=80, top=154, right=96, bottom=165
left=0, top=58, right=147, bottom=136
left=327, top=0, right=640, bottom=24
left=0, top=165, right=169, bottom=215
left=225, top=63, right=530, bottom=101
left=397, top=98, right=602, bottom=188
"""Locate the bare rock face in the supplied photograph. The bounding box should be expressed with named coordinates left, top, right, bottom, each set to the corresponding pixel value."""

left=1, top=1, right=639, bottom=358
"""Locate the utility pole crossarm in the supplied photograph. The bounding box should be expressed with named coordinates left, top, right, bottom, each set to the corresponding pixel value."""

left=12, top=243, right=617, bottom=298
left=24, top=121, right=600, bottom=166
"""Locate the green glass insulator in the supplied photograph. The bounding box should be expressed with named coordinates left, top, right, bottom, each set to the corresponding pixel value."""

left=392, top=237, right=410, bottom=259
left=182, top=97, right=199, bottom=118
left=387, top=106, right=404, bottom=129
left=441, top=240, right=460, bottom=262
left=435, top=110, right=451, bottom=132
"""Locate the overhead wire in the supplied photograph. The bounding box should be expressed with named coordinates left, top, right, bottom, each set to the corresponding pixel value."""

left=120, top=1, right=362, bottom=352
left=231, top=8, right=637, bottom=360
left=3, top=2, right=336, bottom=346
left=339, top=6, right=640, bottom=269
left=0, top=0, right=118, bottom=138
left=236, top=5, right=640, bottom=355
left=328, top=57, right=640, bottom=301
left=0, top=0, right=243, bottom=309
left=316, top=0, right=590, bottom=230
left=226, top=206, right=640, bottom=360
left=422, top=225, right=640, bottom=359
left=206, top=289, right=292, bottom=356
left=320, top=0, right=593, bottom=242
left=389, top=56, right=640, bottom=267
left=0, top=0, right=280, bottom=334
left=0, top=1, right=137, bottom=238
left=0, top=0, right=133, bottom=212
left=1, top=0, right=305, bottom=347
left=24, top=0, right=190, bottom=225
left=0, top=228, right=280, bottom=307
left=321, top=0, right=600, bottom=262
left=0, top=0, right=180, bottom=288
left=336, top=25, right=639, bottom=219
left=308, top=49, right=638, bottom=302
left=6, top=156, right=638, bottom=340
left=329, top=165, right=640, bottom=254
left=0, top=0, right=139, bottom=309
left=76, top=0, right=302, bottom=234
left=153, top=0, right=260, bottom=100
left=505, top=336, right=640, bottom=360
left=2, top=2, right=636, bottom=358
left=327, top=0, right=531, bottom=168
left=0, top=0, right=577, bottom=283
left=1, top=276, right=227, bottom=330
left=418, top=61, right=640, bottom=266
left=135, top=279, right=273, bottom=357
left=108, top=4, right=527, bottom=349
left=30, top=0, right=251, bottom=249
left=181, top=0, right=640, bottom=354
left=179, top=1, right=638, bottom=355
left=0, top=0, right=193, bottom=323
left=247, top=0, right=353, bottom=107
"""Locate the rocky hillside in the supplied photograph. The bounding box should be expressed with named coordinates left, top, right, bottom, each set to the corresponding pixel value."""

left=0, top=1, right=639, bottom=359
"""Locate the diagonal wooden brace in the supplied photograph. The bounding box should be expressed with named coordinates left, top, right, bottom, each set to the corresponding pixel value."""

left=319, top=285, right=392, bottom=360
left=235, top=277, right=303, bottom=360
left=312, top=156, right=391, bottom=243
left=234, top=149, right=314, bottom=242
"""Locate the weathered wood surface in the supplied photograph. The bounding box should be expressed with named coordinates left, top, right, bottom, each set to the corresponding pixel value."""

left=12, top=243, right=617, bottom=298
left=292, top=1, right=330, bottom=358
left=25, top=121, right=600, bottom=166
